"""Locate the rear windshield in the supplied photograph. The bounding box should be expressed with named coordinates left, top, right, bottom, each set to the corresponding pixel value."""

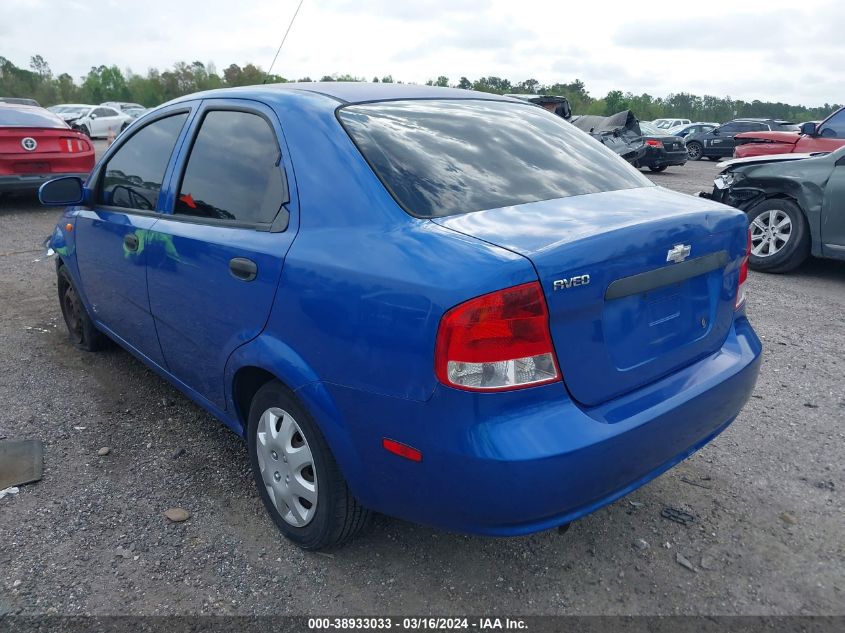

left=0, top=106, right=68, bottom=129
left=338, top=99, right=652, bottom=218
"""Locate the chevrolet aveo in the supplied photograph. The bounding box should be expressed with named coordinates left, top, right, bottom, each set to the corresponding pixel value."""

left=40, top=84, right=762, bottom=549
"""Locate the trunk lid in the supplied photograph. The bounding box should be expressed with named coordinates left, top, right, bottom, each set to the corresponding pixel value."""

left=0, top=127, right=87, bottom=156
left=433, top=186, right=748, bottom=406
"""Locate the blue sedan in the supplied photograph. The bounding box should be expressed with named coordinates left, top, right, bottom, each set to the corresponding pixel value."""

left=39, top=83, right=761, bottom=549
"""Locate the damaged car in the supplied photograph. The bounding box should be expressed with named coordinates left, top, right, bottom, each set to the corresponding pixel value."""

left=509, top=94, right=646, bottom=164
left=634, top=121, right=687, bottom=172
left=703, top=147, right=845, bottom=272
left=733, top=106, right=845, bottom=159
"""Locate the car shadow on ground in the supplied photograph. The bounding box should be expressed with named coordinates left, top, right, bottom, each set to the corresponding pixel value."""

left=788, top=256, right=845, bottom=281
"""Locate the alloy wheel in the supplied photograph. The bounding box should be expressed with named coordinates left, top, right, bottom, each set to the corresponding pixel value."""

left=750, top=209, right=792, bottom=257
left=255, top=407, right=318, bottom=527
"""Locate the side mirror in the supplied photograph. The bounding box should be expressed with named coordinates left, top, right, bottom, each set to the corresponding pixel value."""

left=89, top=113, right=98, bottom=119
left=39, top=177, right=84, bottom=206
left=800, top=122, right=816, bottom=136
left=712, top=127, right=720, bottom=135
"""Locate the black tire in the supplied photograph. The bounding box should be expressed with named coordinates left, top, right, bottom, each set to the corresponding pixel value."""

left=686, top=141, right=703, bottom=161
left=746, top=198, right=810, bottom=273
left=648, top=165, right=668, bottom=172
left=57, top=265, right=107, bottom=351
left=120, top=123, right=128, bottom=132
left=247, top=380, right=370, bottom=549
left=708, top=156, right=721, bottom=161
left=80, top=124, right=91, bottom=138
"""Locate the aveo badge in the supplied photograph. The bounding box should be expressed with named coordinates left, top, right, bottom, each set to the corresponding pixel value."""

left=553, top=274, right=590, bottom=291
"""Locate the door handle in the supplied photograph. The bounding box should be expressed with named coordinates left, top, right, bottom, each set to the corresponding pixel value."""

left=124, top=233, right=139, bottom=251
left=229, top=257, right=258, bottom=282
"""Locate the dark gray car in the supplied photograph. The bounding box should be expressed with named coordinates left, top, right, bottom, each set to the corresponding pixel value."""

left=704, top=147, right=845, bottom=272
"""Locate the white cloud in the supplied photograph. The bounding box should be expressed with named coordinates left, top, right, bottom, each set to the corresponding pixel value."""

left=1, top=0, right=840, bottom=107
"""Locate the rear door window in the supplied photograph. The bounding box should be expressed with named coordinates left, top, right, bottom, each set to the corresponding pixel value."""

left=338, top=99, right=652, bottom=218
left=98, top=112, right=188, bottom=211
left=174, top=110, right=287, bottom=225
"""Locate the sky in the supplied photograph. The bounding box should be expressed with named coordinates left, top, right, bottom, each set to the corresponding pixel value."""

left=2, top=0, right=842, bottom=107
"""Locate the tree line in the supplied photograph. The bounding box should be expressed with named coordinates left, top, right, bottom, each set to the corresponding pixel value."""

left=2, top=55, right=839, bottom=123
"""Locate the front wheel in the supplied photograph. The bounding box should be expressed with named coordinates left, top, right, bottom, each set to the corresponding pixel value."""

left=686, top=142, right=703, bottom=160
left=247, top=380, right=370, bottom=549
left=57, top=265, right=107, bottom=351
left=747, top=198, right=810, bottom=273
left=648, top=165, right=668, bottom=172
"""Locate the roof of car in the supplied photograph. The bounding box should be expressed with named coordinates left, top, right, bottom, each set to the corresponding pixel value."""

left=169, top=82, right=516, bottom=107
left=734, top=118, right=794, bottom=123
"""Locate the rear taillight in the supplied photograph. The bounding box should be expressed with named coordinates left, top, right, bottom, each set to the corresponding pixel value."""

left=735, top=229, right=751, bottom=309
left=645, top=139, right=664, bottom=148
left=434, top=282, right=561, bottom=391
left=59, top=137, right=91, bottom=153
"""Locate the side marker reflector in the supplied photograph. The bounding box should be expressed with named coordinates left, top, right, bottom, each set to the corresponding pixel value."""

left=382, top=438, right=422, bottom=462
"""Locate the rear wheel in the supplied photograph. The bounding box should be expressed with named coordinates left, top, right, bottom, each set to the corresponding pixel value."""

left=747, top=198, right=810, bottom=273
left=686, top=142, right=703, bottom=160
left=57, top=265, right=107, bottom=351
left=648, top=165, right=667, bottom=172
left=247, top=380, right=370, bottom=549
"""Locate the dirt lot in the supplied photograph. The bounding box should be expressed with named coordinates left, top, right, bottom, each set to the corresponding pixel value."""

left=0, top=156, right=843, bottom=616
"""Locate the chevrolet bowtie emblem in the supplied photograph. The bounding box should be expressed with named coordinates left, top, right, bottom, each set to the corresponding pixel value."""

left=666, top=244, right=692, bottom=264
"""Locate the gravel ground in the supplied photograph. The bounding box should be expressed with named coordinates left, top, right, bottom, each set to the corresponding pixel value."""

left=0, top=155, right=843, bottom=616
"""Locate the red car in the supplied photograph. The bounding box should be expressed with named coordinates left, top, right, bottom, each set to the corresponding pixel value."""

left=734, top=106, right=845, bottom=158
left=0, top=103, right=94, bottom=194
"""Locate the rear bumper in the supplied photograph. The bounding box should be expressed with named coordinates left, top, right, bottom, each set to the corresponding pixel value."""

left=0, top=172, right=89, bottom=193
left=315, top=316, right=762, bottom=535
left=640, top=149, right=688, bottom=168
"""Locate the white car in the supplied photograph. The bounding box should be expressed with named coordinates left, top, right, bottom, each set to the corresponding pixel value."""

left=47, top=104, right=96, bottom=122
left=652, top=118, right=692, bottom=129
left=100, top=101, right=145, bottom=112
left=69, top=105, right=134, bottom=138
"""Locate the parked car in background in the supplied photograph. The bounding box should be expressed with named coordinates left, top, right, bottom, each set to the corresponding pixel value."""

left=667, top=122, right=718, bottom=138
left=100, top=101, right=145, bottom=112
left=634, top=121, right=688, bottom=172
left=48, top=104, right=96, bottom=123
left=0, top=97, right=40, bottom=106
left=704, top=147, right=845, bottom=272
left=685, top=119, right=799, bottom=161
left=0, top=103, right=93, bottom=193
left=652, top=118, right=691, bottom=129
left=66, top=105, right=134, bottom=138
left=124, top=107, right=149, bottom=119
left=508, top=94, right=646, bottom=164
left=733, top=107, right=845, bottom=158
left=39, top=83, right=760, bottom=549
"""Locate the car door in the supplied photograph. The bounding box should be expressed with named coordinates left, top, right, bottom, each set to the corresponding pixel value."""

left=99, top=107, right=124, bottom=136
left=821, top=151, right=845, bottom=258
left=89, top=108, right=108, bottom=137
left=705, top=123, right=733, bottom=155
left=798, top=108, right=845, bottom=153
left=146, top=100, right=298, bottom=409
left=74, top=106, right=194, bottom=365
